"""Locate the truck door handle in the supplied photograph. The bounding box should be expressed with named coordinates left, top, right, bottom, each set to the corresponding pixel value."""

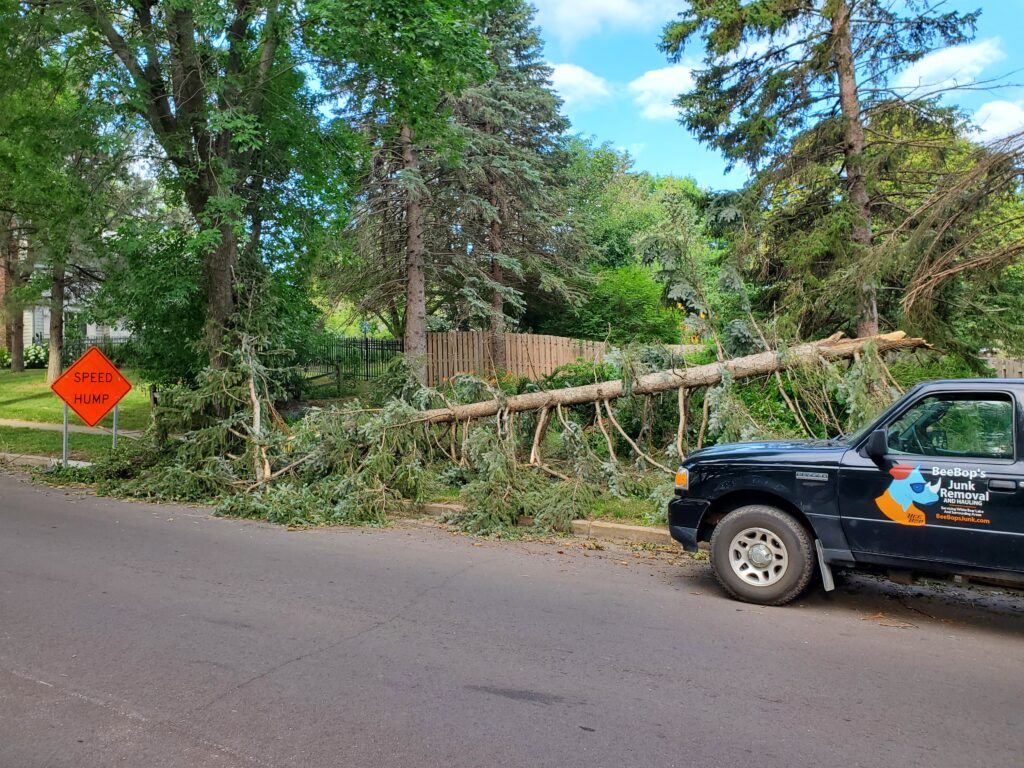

left=988, top=479, right=1017, bottom=492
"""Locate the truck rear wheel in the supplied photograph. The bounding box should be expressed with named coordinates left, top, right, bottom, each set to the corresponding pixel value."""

left=709, top=505, right=815, bottom=605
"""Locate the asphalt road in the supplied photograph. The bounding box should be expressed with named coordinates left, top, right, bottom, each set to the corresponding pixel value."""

left=1, top=471, right=1022, bottom=768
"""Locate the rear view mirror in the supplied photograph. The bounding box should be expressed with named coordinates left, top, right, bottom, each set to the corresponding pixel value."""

left=864, top=428, right=888, bottom=460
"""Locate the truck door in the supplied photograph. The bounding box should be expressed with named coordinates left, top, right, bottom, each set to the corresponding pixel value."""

left=838, top=391, right=1024, bottom=573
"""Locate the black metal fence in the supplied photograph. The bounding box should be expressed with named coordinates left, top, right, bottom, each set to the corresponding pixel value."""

left=62, top=337, right=142, bottom=369
left=300, top=337, right=404, bottom=384
left=57, top=335, right=401, bottom=387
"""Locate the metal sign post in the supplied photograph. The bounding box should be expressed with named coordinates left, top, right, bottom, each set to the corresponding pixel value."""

left=62, top=404, right=69, bottom=468
left=112, top=404, right=119, bottom=450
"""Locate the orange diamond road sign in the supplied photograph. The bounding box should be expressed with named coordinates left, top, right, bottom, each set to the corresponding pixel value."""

left=51, top=347, right=132, bottom=427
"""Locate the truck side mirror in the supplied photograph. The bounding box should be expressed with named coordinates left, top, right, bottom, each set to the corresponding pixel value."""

left=864, top=428, right=888, bottom=460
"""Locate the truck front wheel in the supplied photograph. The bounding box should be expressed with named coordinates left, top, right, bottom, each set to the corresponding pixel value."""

left=709, top=505, right=815, bottom=605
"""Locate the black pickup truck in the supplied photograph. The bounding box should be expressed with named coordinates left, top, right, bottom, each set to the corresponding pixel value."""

left=669, top=379, right=1024, bottom=604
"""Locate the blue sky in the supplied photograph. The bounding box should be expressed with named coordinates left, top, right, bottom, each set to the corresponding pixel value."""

left=533, top=0, right=1024, bottom=190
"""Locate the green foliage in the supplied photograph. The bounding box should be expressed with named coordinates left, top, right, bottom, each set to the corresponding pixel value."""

left=541, top=360, right=619, bottom=389
left=531, top=266, right=682, bottom=344
left=90, top=226, right=206, bottom=385
left=448, top=425, right=594, bottom=535
left=835, top=346, right=901, bottom=431
left=35, top=464, right=97, bottom=486
left=661, top=0, right=977, bottom=170
left=888, top=353, right=984, bottom=389
left=319, top=1, right=584, bottom=343
left=658, top=2, right=1024, bottom=347
left=0, top=347, right=10, bottom=368
left=216, top=480, right=390, bottom=527
left=561, top=138, right=664, bottom=268
left=705, top=374, right=764, bottom=444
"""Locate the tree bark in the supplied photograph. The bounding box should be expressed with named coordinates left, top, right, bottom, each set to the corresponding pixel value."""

left=415, top=332, right=926, bottom=424
left=47, top=259, right=65, bottom=384
left=831, top=0, right=878, bottom=336
left=0, top=217, right=9, bottom=355
left=10, top=309, right=23, bottom=372
left=204, top=222, right=238, bottom=368
left=401, top=124, right=428, bottom=384
left=488, top=210, right=506, bottom=374
left=2, top=215, right=24, bottom=372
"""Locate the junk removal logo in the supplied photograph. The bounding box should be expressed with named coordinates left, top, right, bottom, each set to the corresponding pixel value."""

left=875, top=464, right=993, bottom=527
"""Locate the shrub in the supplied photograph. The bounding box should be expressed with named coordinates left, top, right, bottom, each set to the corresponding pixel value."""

left=888, top=352, right=981, bottom=389
left=531, top=265, right=683, bottom=345
left=24, top=344, right=48, bottom=369
left=0, top=347, right=10, bottom=368
left=541, top=360, right=619, bottom=389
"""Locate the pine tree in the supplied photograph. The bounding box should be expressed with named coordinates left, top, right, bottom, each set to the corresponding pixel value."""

left=661, top=0, right=980, bottom=335
left=430, top=0, right=581, bottom=370
left=328, top=1, right=582, bottom=375
left=310, top=0, right=501, bottom=383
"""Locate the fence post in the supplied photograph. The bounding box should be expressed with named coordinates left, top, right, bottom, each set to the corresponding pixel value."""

left=335, top=363, right=342, bottom=396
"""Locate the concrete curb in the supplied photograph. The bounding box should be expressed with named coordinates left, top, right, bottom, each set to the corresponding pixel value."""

left=570, top=519, right=673, bottom=546
left=0, top=453, right=93, bottom=469
left=411, top=500, right=674, bottom=546
left=418, top=502, right=464, bottom=517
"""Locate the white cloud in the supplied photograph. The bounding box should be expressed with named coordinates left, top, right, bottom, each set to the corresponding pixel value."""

left=548, top=63, right=611, bottom=110
left=894, top=38, right=1005, bottom=93
left=972, top=100, right=1024, bottom=141
left=615, top=142, right=647, bottom=157
left=627, top=64, right=694, bottom=120
left=533, top=0, right=678, bottom=46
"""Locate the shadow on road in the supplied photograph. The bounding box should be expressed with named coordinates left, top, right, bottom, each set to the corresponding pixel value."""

left=664, top=555, right=1024, bottom=637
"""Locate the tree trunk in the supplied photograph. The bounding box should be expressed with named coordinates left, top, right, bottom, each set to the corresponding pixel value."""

left=10, top=309, right=23, bottom=372
left=0, top=218, right=9, bottom=355
left=488, top=209, right=506, bottom=374
left=415, top=332, right=926, bottom=424
left=831, top=0, right=877, bottom=336
left=47, top=259, right=65, bottom=384
left=401, top=124, right=428, bottom=384
left=2, top=215, right=24, bottom=372
left=204, top=222, right=237, bottom=368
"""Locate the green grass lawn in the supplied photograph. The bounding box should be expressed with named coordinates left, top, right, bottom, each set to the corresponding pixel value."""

left=0, top=368, right=152, bottom=430
left=0, top=425, right=114, bottom=461
left=587, top=496, right=662, bottom=526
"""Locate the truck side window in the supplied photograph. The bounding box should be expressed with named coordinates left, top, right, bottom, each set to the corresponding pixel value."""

left=886, top=394, right=1014, bottom=460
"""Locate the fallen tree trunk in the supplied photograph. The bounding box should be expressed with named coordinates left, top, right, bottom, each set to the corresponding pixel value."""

left=416, top=332, right=926, bottom=425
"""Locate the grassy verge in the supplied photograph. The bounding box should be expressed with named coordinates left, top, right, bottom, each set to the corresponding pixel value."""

left=0, top=425, right=114, bottom=461
left=587, top=496, right=661, bottom=526
left=0, top=369, right=152, bottom=430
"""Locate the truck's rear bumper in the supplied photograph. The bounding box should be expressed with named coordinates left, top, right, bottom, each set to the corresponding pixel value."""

left=668, top=496, right=710, bottom=552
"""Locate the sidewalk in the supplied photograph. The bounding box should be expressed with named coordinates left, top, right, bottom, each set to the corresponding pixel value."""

left=0, top=418, right=142, bottom=438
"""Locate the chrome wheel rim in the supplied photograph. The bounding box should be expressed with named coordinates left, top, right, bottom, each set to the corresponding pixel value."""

left=728, top=527, right=789, bottom=587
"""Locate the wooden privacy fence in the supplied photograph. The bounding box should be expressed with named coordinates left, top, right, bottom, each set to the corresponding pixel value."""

left=426, top=332, right=606, bottom=385
left=985, top=357, right=1024, bottom=378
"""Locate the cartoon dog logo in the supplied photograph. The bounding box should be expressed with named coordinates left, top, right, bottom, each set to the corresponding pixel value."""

left=875, top=464, right=940, bottom=527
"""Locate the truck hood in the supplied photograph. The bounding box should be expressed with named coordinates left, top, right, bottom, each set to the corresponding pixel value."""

left=685, top=438, right=849, bottom=467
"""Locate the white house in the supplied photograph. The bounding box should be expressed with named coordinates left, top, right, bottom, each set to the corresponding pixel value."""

left=22, top=304, right=130, bottom=347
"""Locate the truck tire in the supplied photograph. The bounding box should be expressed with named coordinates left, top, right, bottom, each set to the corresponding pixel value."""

left=709, top=505, right=815, bottom=605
